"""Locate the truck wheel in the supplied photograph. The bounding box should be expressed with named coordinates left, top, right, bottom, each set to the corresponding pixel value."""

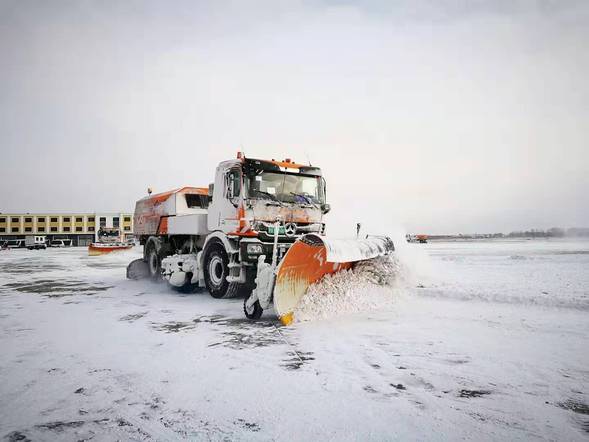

left=203, top=242, right=230, bottom=298
left=243, top=296, right=263, bottom=320
left=146, top=244, right=161, bottom=280
left=203, top=242, right=245, bottom=299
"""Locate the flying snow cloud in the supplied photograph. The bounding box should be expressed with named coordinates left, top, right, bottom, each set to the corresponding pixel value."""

left=0, top=0, right=588, bottom=235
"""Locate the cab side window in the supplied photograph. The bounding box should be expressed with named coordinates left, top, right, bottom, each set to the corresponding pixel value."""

left=226, top=169, right=241, bottom=200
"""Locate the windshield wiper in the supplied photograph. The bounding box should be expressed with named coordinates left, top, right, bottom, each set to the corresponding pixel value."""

left=252, top=189, right=279, bottom=201
left=251, top=189, right=283, bottom=206
left=290, top=192, right=319, bottom=208
left=290, top=192, right=312, bottom=204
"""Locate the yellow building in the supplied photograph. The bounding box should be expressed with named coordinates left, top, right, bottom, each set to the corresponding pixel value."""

left=0, top=212, right=133, bottom=246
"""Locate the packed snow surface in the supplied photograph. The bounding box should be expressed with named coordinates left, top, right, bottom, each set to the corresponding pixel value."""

left=1, top=240, right=588, bottom=441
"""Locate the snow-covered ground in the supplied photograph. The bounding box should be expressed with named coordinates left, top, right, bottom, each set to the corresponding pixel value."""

left=1, top=240, right=588, bottom=441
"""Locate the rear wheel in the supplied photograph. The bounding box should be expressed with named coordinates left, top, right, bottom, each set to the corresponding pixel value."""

left=146, top=244, right=161, bottom=280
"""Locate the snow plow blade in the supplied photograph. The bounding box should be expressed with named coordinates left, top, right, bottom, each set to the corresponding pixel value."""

left=126, top=258, right=150, bottom=280
left=273, top=234, right=394, bottom=325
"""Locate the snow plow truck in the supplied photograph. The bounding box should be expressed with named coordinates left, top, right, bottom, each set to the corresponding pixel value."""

left=127, top=153, right=394, bottom=324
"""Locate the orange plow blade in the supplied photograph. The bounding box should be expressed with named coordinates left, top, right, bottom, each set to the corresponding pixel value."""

left=273, top=234, right=394, bottom=325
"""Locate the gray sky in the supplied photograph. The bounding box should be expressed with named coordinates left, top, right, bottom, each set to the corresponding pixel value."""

left=1, top=0, right=588, bottom=236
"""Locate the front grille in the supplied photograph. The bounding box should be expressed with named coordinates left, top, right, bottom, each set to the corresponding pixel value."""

left=255, top=222, right=323, bottom=242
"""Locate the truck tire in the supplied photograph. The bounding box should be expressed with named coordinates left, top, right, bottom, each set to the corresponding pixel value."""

left=203, top=242, right=244, bottom=299
left=146, top=243, right=161, bottom=280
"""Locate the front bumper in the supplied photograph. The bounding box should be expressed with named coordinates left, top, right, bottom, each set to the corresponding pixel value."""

left=239, top=239, right=292, bottom=263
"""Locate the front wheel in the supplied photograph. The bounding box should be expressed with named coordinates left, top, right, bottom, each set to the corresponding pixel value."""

left=243, top=296, right=263, bottom=320
left=203, top=242, right=245, bottom=299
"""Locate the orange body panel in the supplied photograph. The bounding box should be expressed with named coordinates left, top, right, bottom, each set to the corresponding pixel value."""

left=158, top=217, right=169, bottom=235
left=146, top=186, right=208, bottom=205
left=134, top=186, right=208, bottom=236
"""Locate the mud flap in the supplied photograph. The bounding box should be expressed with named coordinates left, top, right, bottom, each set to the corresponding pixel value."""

left=126, top=258, right=151, bottom=280
left=273, top=234, right=394, bottom=325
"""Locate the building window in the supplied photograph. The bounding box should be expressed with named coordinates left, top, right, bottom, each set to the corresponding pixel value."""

left=99, top=217, right=106, bottom=227
left=88, top=217, right=95, bottom=222
left=124, top=226, right=131, bottom=231
left=11, top=217, right=19, bottom=223
left=63, top=226, right=70, bottom=232
left=38, top=227, right=45, bottom=232
left=51, top=227, right=58, bottom=232
left=63, top=217, right=70, bottom=222
left=11, top=227, right=19, bottom=232
left=37, top=217, right=45, bottom=223
left=51, top=217, right=58, bottom=222
left=25, top=217, right=32, bottom=223
left=25, top=227, right=32, bottom=232
left=88, top=226, right=95, bottom=232
left=0, top=217, right=5, bottom=223
left=124, top=216, right=131, bottom=222
left=76, top=227, right=83, bottom=232
left=113, top=217, right=120, bottom=227
left=76, top=217, right=83, bottom=222
left=0, top=227, right=5, bottom=232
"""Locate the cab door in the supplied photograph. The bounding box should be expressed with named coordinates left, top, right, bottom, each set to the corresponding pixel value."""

left=207, top=165, right=243, bottom=233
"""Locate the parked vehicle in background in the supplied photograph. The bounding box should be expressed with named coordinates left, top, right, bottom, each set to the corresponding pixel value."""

left=25, top=235, right=47, bottom=250
left=6, top=239, right=26, bottom=249
left=50, top=239, right=73, bottom=247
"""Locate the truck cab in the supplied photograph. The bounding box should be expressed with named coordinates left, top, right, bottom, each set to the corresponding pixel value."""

left=208, top=157, right=328, bottom=255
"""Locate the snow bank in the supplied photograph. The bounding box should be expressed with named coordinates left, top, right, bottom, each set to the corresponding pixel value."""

left=294, top=255, right=405, bottom=322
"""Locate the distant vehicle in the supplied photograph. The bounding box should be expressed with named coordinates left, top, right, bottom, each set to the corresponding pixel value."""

left=6, top=239, right=26, bottom=249
left=416, top=234, right=428, bottom=244
left=25, top=235, right=47, bottom=250
left=50, top=239, right=72, bottom=247
left=406, top=234, right=428, bottom=244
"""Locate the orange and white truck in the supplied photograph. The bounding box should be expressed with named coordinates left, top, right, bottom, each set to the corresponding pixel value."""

left=128, top=153, right=394, bottom=324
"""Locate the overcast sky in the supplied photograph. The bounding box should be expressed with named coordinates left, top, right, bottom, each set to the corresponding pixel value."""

left=1, top=0, right=587, bottom=236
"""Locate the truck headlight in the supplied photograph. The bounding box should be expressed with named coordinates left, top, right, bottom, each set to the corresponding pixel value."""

left=247, top=243, right=264, bottom=255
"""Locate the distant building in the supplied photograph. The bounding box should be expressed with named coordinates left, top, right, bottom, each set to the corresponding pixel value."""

left=0, top=212, right=133, bottom=246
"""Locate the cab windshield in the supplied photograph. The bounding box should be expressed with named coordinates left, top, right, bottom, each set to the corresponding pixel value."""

left=248, top=172, right=325, bottom=204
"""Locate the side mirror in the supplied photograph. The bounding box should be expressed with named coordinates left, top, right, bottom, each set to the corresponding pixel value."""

left=208, top=183, right=214, bottom=196
left=321, top=203, right=331, bottom=214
